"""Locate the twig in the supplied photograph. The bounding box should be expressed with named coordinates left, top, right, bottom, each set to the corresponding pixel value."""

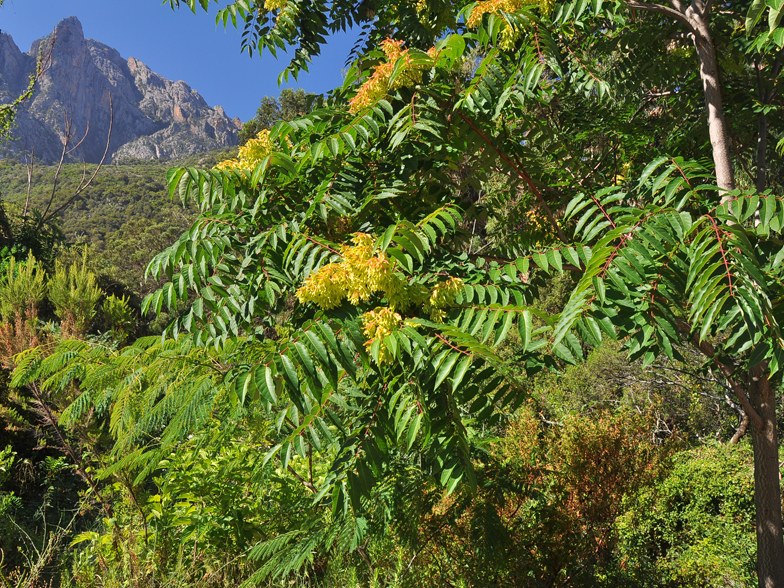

left=28, top=382, right=113, bottom=516
left=401, top=519, right=452, bottom=580
left=40, top=95, right=114, bottom=224
left=287, top=465, right=316, bottom=493
left=455, top=111, right=569, bottom=243
left=675, top=320, right=764, bottom=430
left=39, top=109, right=71, bottom=221
left=23, top=148, right=34, bottom=217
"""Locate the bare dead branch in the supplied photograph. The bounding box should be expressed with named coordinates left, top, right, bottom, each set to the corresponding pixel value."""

left=39, top=109, right=72, bottom=221
left=37, top=30, right=56, bottom=77
left=65, top=119, right=90, bottom=155
left=42, top=95, right=114, bottom=223
left=23, top=148, right=34, bottom=217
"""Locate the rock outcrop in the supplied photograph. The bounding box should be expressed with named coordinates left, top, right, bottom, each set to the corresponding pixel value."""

left=0, top=17, right=240, bottom=163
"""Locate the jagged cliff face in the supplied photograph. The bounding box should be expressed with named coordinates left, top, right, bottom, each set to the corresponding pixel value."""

left=0, top=17, right=240, bottom=163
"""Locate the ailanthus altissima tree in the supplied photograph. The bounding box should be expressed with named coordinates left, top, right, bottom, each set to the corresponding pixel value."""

left=15, top=0, right=784, bottom=584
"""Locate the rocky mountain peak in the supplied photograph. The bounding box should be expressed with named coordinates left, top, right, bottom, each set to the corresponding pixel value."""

left=0, top=17, right=240, bottom=163
left=0, top=33, right=29, bottom=102
left=52, top=16, right=84, bottom=48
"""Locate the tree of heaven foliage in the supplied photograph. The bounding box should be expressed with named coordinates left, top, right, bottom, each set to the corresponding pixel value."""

left=17, top=0, right=784, bottom=584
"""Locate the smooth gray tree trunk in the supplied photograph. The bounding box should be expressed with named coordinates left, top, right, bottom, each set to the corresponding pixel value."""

left=627, top=0, right=736, bottom=194
left=689, top=15, right=736, bottom=194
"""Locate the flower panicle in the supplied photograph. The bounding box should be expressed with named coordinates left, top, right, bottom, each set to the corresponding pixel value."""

left=361, top=306, right=403, bottom=362
left=296, top=232, right=428, bottom=310
left=348, top=39, right=437, bottom=114
left=467, top=0, right=553, bottom=50
left=425, top=277, right=464, bottom=322
left=295, top=234, right=465, bottom=361
left=215, top=130, right=275, bottom=172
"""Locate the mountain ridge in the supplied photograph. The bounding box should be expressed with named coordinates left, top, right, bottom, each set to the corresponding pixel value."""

left=0, top=17, right=241, bottom=163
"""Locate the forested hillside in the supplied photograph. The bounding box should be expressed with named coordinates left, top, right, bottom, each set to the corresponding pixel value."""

left=1, top=0, right=783, bottom=587
left=0, top=148, right=233, bottom=293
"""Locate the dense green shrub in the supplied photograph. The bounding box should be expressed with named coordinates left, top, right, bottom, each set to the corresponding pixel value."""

left=0, top=255, right=46, bottom=323
left=48, top=250, right=102, bottom=337
left=617, top=444, right=762, bottom=588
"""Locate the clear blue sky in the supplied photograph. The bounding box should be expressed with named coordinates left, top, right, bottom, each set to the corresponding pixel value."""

left=0, top=0, right=356, bottom=121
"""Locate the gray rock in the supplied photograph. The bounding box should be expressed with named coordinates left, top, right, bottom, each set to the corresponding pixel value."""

left=0, top=16, right=239, bottom=163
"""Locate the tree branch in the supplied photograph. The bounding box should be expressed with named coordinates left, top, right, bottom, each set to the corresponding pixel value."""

left=287, top=465, right=316, bottom=493
left=764, top=51, right=783, bottom=104
left=44, top=95, right=114, bottom=223
left=675, top=320, right=764, bottom=430
left=626, top=1, right=696, bottom=32
left=698, top=0, right=714, bottom=19
left=727, top=394, right=749, bottom=444
left=454, top=111, right=569, bottom=243
left=28, top=382, right=113, bottom=517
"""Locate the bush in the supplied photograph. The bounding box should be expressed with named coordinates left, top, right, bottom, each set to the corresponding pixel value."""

left=616, top=443, right=760, bottom=587
left=0, top=255, right=46, bottom=323
left=48, top=249, right=101, bottom=337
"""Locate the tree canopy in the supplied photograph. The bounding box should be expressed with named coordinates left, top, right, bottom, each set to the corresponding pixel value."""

left=5, top=0, right=784, bottom=585
left=239, top=88, right=316, bottom=144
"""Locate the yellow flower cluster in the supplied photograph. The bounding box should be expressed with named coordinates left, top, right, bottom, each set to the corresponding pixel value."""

left=613, top=161, right=632, bottom=186
left=296, top=233, right=424, bottom=310
left=215, top=130, right=275, bottom=171
left=264, top=0, right=287, bottom=9
left=296, top=234, right=466, bottom=360
left=425, top=276, right=464, bottom=323
left=348, top=39, right=436, bottom=114
left=467, top=0, right=552, bottom=50
left=414, top=0, right=457, bottom=34
left=361, top=306, right=403, bottom=362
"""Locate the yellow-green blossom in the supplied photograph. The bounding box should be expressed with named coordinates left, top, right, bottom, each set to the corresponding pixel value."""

left=215, top=130, right=275, bottom=171
left=467, top=0, right=553, bottom=50
left=296, top=233, right=425, bottom=311
left=425, top=276, right=464, bottom=322
left=361, top=306, right=403, bottom=363
left=296, top=234, right=464, bottom=357
left=349, top=39, right=437, bottom=114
